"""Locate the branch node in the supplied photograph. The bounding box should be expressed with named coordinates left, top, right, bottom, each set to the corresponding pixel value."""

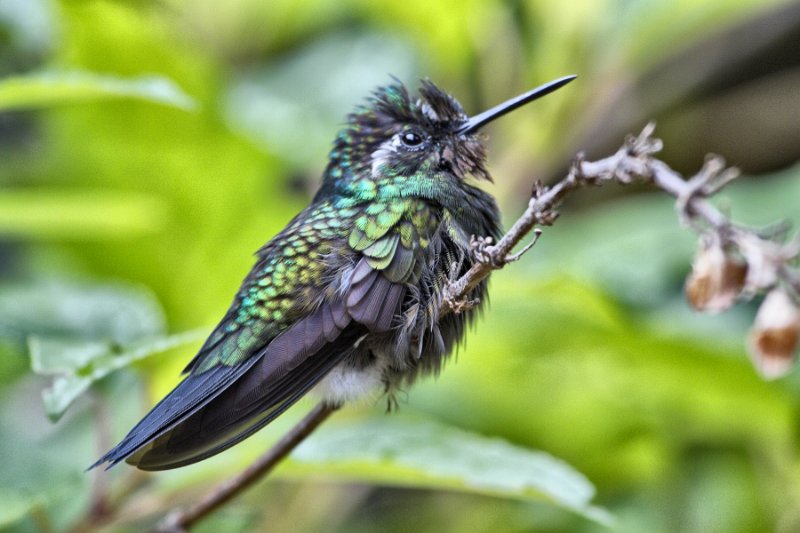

left=569, top=152, right=592, bottom=185
left=532, top=179, right=548, bottom=199
left=537, top=209, right=560, bottom=226
left=674, top=154, right=741, bottom=228
left=703, top=166, right=741, bottom=196
left=630, top=122, right=662, bottom=157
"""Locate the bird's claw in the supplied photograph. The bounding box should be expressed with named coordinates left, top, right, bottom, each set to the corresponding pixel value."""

left=446, top=296, right=480, bottom=314
left=470, top=235, right=503, bottom=268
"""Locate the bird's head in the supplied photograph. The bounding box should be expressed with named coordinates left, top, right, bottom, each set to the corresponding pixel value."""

left=320, top=75, right=576, bottom=196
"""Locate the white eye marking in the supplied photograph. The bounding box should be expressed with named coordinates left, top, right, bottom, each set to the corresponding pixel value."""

left=370, top=138, right=398, bottom=177
left=370, top=131, right=430, bottom=177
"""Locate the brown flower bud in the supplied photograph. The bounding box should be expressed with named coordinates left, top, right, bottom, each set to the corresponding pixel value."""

left=747, top=289, right=800, bottom=380
left=685, top=241, right=747, bottom=313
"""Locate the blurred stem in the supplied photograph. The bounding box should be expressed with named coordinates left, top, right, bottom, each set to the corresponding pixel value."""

left=67, top=392, right=115, bottom=533
left=90, top=392, right=112, bottom=520
left=30, top=504, right=55, bottom=533
left=153, top=402, right=340, bottom=532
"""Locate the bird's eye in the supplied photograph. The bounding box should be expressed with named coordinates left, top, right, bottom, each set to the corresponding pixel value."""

left=400, top=131, right=424, bottom=148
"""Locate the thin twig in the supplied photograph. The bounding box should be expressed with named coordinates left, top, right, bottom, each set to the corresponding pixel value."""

left=90, top=392, right=113, bottom=519
left=442, top=122, right=799, bottom=313
left=153, top=402, right=340, bottom=532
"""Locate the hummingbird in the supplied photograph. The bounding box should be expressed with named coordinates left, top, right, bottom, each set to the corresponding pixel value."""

left=92, top=75, right=576, bottom=471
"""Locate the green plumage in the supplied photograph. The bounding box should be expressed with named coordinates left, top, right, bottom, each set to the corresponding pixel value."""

left=91, top=74, right=580, bottom=471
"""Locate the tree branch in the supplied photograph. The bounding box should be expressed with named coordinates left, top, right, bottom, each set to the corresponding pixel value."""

left=155, top=122, right=800, bottom=530
left=442, top=122, right=800, bottom=314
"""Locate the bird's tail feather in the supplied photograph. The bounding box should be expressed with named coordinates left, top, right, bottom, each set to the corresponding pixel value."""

left=125, top=328, right=361, bottom=470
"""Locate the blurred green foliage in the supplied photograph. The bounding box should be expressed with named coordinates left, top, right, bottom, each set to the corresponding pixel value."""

left=0, top=70, right=195, bottom=111
left=1, top=0, right=799, bottom=531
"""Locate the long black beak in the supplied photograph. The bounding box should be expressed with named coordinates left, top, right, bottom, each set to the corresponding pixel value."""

left=456, top=75, right=577, bottom=135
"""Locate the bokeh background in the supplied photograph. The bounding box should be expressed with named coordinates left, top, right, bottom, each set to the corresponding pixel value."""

left=2, top=0, right=800, bottom=531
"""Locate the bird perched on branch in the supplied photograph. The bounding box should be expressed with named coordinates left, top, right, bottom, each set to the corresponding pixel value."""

left=92, top=75, right=575, bottom=471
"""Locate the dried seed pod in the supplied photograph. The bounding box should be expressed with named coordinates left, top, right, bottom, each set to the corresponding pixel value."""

left=685, top=241, right=747, bottom=313
left=747, top=289, right=800, bottom=380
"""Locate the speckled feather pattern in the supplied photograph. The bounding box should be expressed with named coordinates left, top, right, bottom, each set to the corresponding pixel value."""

left=94, top=78, right=502, bottom=470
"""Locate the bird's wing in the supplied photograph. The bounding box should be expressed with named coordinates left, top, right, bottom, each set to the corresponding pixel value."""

left=92, top=198, right=438, bottom=471
left=117, top=300, right=363, bottom=470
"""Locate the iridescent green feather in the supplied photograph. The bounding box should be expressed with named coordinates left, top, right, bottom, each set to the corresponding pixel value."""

left=194, top=200, right=359, bottom=372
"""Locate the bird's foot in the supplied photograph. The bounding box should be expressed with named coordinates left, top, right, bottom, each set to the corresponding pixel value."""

left=470, top=235, right=504, bottom=268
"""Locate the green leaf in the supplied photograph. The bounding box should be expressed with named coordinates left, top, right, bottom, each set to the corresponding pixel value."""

left=0, top=189, right=169, bottom=239
left=0, top=279, right=166, bottom=345
left=0, top=278, right=203, bottom=420
left=284, top=417, right=613, bottom=525
left=406, top=273, right=794, bottom=532
left=29, top=329, right=206, bottom=421
left=0, top=70, right=197, bottom=111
